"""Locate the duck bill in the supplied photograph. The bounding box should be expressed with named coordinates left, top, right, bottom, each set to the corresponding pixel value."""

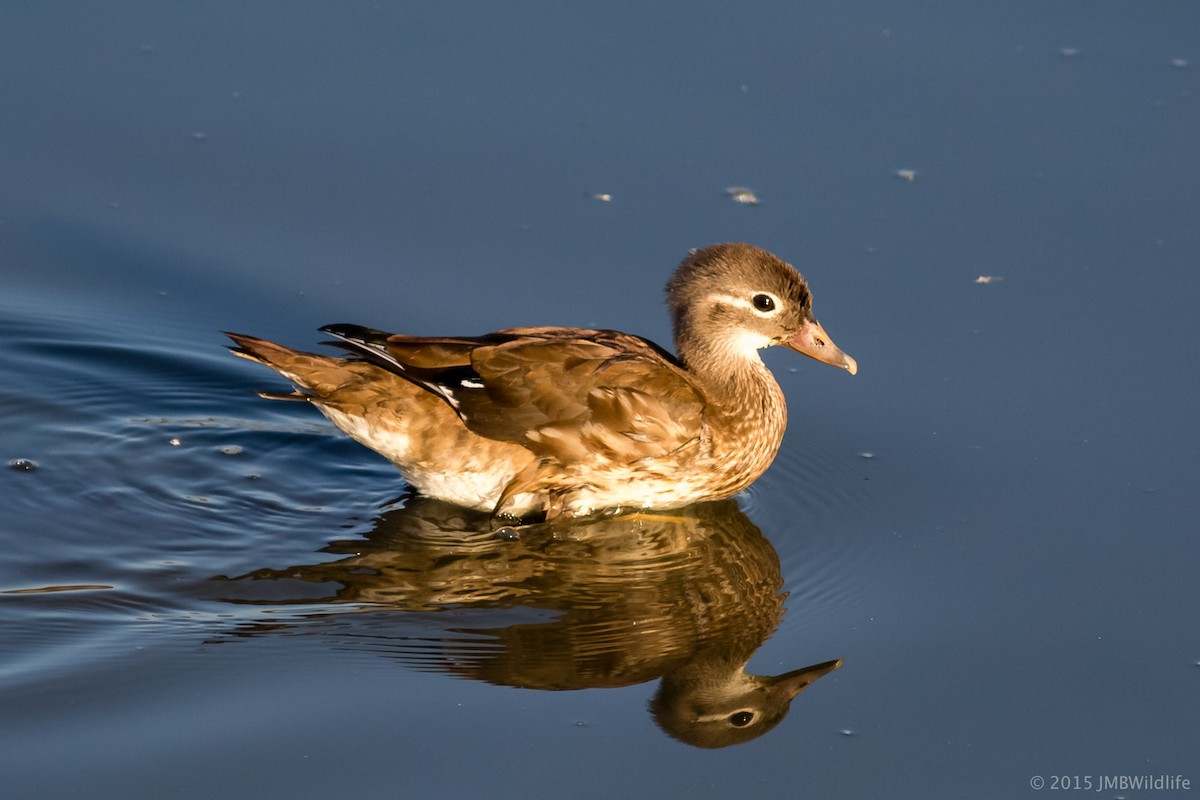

left=767, top=658, right=843, bottom=700
left=786, top=319, right=858, bottom=375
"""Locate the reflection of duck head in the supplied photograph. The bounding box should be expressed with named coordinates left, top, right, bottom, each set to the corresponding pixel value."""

left=215, top=497, right=842, bottom=747
left=651, top=654, right=842, bottom=749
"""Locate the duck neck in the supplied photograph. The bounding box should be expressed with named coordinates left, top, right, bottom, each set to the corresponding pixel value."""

left=676, top=332, right=788, bottom=442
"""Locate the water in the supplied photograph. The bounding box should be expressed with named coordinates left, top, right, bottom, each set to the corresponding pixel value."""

left=2, top=3, right=1198, bottom=798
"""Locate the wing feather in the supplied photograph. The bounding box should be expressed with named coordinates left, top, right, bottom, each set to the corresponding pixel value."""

left=321, top=324, right=708, bottom=465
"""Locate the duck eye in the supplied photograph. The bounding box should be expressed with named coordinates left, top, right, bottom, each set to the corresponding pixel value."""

left=729, top=711, right=755, bottom=727
left=751, top=294, right=775, bottom=313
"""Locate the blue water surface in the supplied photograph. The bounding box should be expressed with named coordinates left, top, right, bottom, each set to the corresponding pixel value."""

left=2, top=3, right=1198, bottom=798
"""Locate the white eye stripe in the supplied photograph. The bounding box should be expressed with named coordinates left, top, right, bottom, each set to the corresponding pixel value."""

left=710, top=292, right=784, bottom=316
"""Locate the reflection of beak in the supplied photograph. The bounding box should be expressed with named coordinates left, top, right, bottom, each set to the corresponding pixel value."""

left=786, top=319, right=858, bottom=375
left=767, top=658, right=843, bottom=700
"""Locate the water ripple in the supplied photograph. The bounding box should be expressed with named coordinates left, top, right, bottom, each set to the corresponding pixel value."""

left=741, top=434, right=887, bottom=629
left=1, top=292, right=403, bottom=687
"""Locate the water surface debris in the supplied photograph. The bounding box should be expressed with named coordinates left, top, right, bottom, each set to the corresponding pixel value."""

left=725, top=186, right=760, bottom=205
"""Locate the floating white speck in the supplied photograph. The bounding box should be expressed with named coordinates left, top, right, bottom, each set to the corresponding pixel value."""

left=1059, top=47, right=1080, bottom=58
left=726, top=187, right=759, bottom=205
left=168, top=437, right=182, bottom=446
left=839, top=729, right=855, bottom=736
left=895, top=169, right=917, bottom=182
left=974, top=275, right=1004, bottom=284
left=219, top=445, right=243, bottom=456
left=859, top=452, right=876, bottom=460
left=1170, top=58, right=1190, bottom=69
left=586, top=192, right=613, bottom=202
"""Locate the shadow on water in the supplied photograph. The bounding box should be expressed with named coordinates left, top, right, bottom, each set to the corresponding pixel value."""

left=212, top=497, right=843, bottom=749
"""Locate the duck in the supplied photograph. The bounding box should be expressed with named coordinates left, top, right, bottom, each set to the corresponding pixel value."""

left=227, top=243, right=856, bottom=521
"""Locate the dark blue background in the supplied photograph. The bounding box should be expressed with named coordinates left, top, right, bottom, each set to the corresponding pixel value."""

left=2, top=3, right=1197, bottom=797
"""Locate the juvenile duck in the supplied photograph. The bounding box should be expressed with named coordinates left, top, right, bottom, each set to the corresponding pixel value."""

left=227, top=243, right=856, bottom=520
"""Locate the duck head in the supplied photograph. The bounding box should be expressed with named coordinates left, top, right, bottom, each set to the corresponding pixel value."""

left=666, top=243, right=857, bottom=376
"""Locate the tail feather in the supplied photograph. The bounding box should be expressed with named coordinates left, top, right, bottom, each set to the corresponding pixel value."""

left=225, top=331, right=349, bottom=400
left=225, top=332, right=295, bottom=367
left=257, top=390, right=312, bottom=403
left=318, top=323, right=410, bottom=375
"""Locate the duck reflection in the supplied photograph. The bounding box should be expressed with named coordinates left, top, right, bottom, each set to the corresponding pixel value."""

left=216, top=498, right=841, bottom=748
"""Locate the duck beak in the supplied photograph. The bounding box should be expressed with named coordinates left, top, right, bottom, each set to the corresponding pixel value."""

left=766, top=658, right=843, bottom=700
left=786, top=319, right=858, bottom=375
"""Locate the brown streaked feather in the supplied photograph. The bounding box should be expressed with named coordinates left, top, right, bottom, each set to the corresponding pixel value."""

left=228, top=331, right=449, bottom=420
left=227, top=332, right=364, bottom=399
left=383, top=336, right=479, bottom=369
left=376, top=328, right=709, bottom=464
left=227, top=332, right=540, bottom=514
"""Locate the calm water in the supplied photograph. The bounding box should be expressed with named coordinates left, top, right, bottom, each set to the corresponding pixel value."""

left=2, top=3, right=1198, bottom=798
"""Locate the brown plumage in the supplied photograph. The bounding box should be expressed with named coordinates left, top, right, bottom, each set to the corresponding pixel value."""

left=227, top=243, right=856, bottom=520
